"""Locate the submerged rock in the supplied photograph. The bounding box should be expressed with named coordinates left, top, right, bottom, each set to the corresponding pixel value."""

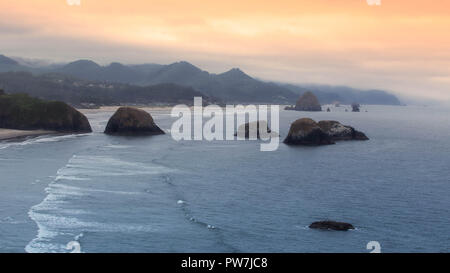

left=309, top=221, right=355, bottom=231
left=0, top=93, right=91, bottom=133
left=234, top=121, right=276, bottom=139
left=283, top=118, right=334, bottom=146
left=318, top=120, right=369, bottom=141
left=294, top=92, right=322, bottom=111
left=104, top=107, right=165, bottom=136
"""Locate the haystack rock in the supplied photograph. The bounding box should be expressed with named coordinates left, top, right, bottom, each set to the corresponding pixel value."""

left=234, top=121, right=277, bottom=139
left=309, top=221, right=355, bottom=231
left=295, top=92, right=322, bottom=111
left=104, top=107, right=165, bottom=135
left=283, top=118, right=334, bottom=146
left=318, top=120, right=369, bottom=141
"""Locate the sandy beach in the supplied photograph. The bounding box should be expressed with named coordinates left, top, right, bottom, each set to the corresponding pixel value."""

left=0, top=129, right=57, bottom=141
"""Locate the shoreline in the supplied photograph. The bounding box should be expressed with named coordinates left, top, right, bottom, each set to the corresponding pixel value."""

left=0, top=129, right=58, bottom=142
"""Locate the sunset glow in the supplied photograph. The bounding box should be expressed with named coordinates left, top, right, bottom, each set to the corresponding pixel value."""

left=2, top=0, right=450, bottom=100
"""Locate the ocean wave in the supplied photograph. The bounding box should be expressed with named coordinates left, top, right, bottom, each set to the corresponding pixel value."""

left=0, top=133, right=89, bottom=150
left=26, top=153, right=173, bottom=253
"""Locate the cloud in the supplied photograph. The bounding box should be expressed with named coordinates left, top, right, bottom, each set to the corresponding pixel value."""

left=1, top=0, right=450, bottom=101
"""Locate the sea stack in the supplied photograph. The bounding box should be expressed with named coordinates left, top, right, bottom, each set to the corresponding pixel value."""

left=351, top=103, right=361, bottom=112
left=234, top=121, right=276, bottom=139
left=318, top=120, right=369, bottom=141
left=0, top=93, right=92, bottom=133
left=283, top=118, right=334, bottom=146
left=309, top=221, right=355, bottom=231
left=284, top=118, right=369, bottom=146
left=104, top=107, right=165, bottom=136
left=295, top=92, right=322, bottom=111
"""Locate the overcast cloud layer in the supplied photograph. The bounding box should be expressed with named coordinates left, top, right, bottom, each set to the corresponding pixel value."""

left=1, top=0, right=450, bottom=102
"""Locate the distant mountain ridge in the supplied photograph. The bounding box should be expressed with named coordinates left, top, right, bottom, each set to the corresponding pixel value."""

left=0, top=72, right=215, bottom=107
left=0, top=54, right=402, bottom=105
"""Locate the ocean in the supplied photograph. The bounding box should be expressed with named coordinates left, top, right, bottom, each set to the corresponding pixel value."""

left=0, top=105, right=449, bottom=253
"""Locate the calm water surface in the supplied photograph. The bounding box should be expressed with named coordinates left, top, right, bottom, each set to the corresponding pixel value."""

left=0, top=105, right=449, bottom=253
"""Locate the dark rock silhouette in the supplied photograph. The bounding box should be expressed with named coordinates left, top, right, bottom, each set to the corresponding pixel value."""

left=283, top=118, right=334, bottom=146
left=284, top=118, right=369, bottom=145
left=352, top=103, right=361, bottom=112
left=234, top=121, right=277, bottom=139
left=309, top=221, right=355, bottom=231
left=104, top=107, right=165, bottom=136
left=318, top=120, right=369, bottom=141
left=0, top=93, right=91, bottom=133
left=294, top=92, right=322, bottom=111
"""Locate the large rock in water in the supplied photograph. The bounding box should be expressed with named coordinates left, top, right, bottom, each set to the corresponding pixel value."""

left=0, top=93, right=91, bottom=132
left=318, top=120, right=369, bottom=141
left=309, top=221, right=355, bottom=231
left=104, top=107, right=165, bottom=136
left=295, top=92, right=322, bottom=111
left=283, top=118, right=334, bottom=146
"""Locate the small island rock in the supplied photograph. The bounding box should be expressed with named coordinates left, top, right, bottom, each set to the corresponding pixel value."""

left=295, top=92, right=322, bottom=111
left=104, top=107, right=165, bottom=136
left=309, top=221, right=355, bottom=231
left=234, top=121, right=277, bottom=139
left=351, top=103, right=361, bottom=112
left=283, top=118, right=334, bottom=146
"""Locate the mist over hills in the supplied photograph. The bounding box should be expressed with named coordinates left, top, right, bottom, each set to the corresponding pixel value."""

left=0, top=54, right=402, bottom=105
left=281, top=83, right=402, bottom=105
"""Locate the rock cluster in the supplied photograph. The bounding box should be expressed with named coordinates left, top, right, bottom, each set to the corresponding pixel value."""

left=284, top=118, right=368, bottom=145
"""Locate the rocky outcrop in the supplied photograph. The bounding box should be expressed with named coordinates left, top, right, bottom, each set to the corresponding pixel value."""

left=309, top=221, right=355, bottom=231
left=351, top=103, right=360, bottom=112
left=104, top=107, right=164, bottom=136
left=318, top=120, right=369, bottom=141
left=294, top=92, right=322, bottom=111
left=0, top=93, right=92, bottom=133
left=234, top=121, right=277, bottom=139
left=284, top=118, right=369, bottom=145
left=283, top=118, right=335, bottom=146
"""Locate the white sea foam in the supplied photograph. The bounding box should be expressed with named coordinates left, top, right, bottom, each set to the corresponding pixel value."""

left=26, top=153, right=172, bottom=253
left=0, top=133, right=89, bottom=151
left=104, top=144, right=133, bottom=149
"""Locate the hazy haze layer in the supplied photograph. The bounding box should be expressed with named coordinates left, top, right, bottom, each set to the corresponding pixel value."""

left=1, top=0, right=450, bottom=101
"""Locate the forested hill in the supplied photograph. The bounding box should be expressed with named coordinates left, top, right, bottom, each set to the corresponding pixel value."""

left=0, top=72, right=216, bottom=107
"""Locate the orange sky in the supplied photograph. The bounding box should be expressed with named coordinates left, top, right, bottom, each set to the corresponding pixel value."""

left=1, top=0, right=450, bottom=101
